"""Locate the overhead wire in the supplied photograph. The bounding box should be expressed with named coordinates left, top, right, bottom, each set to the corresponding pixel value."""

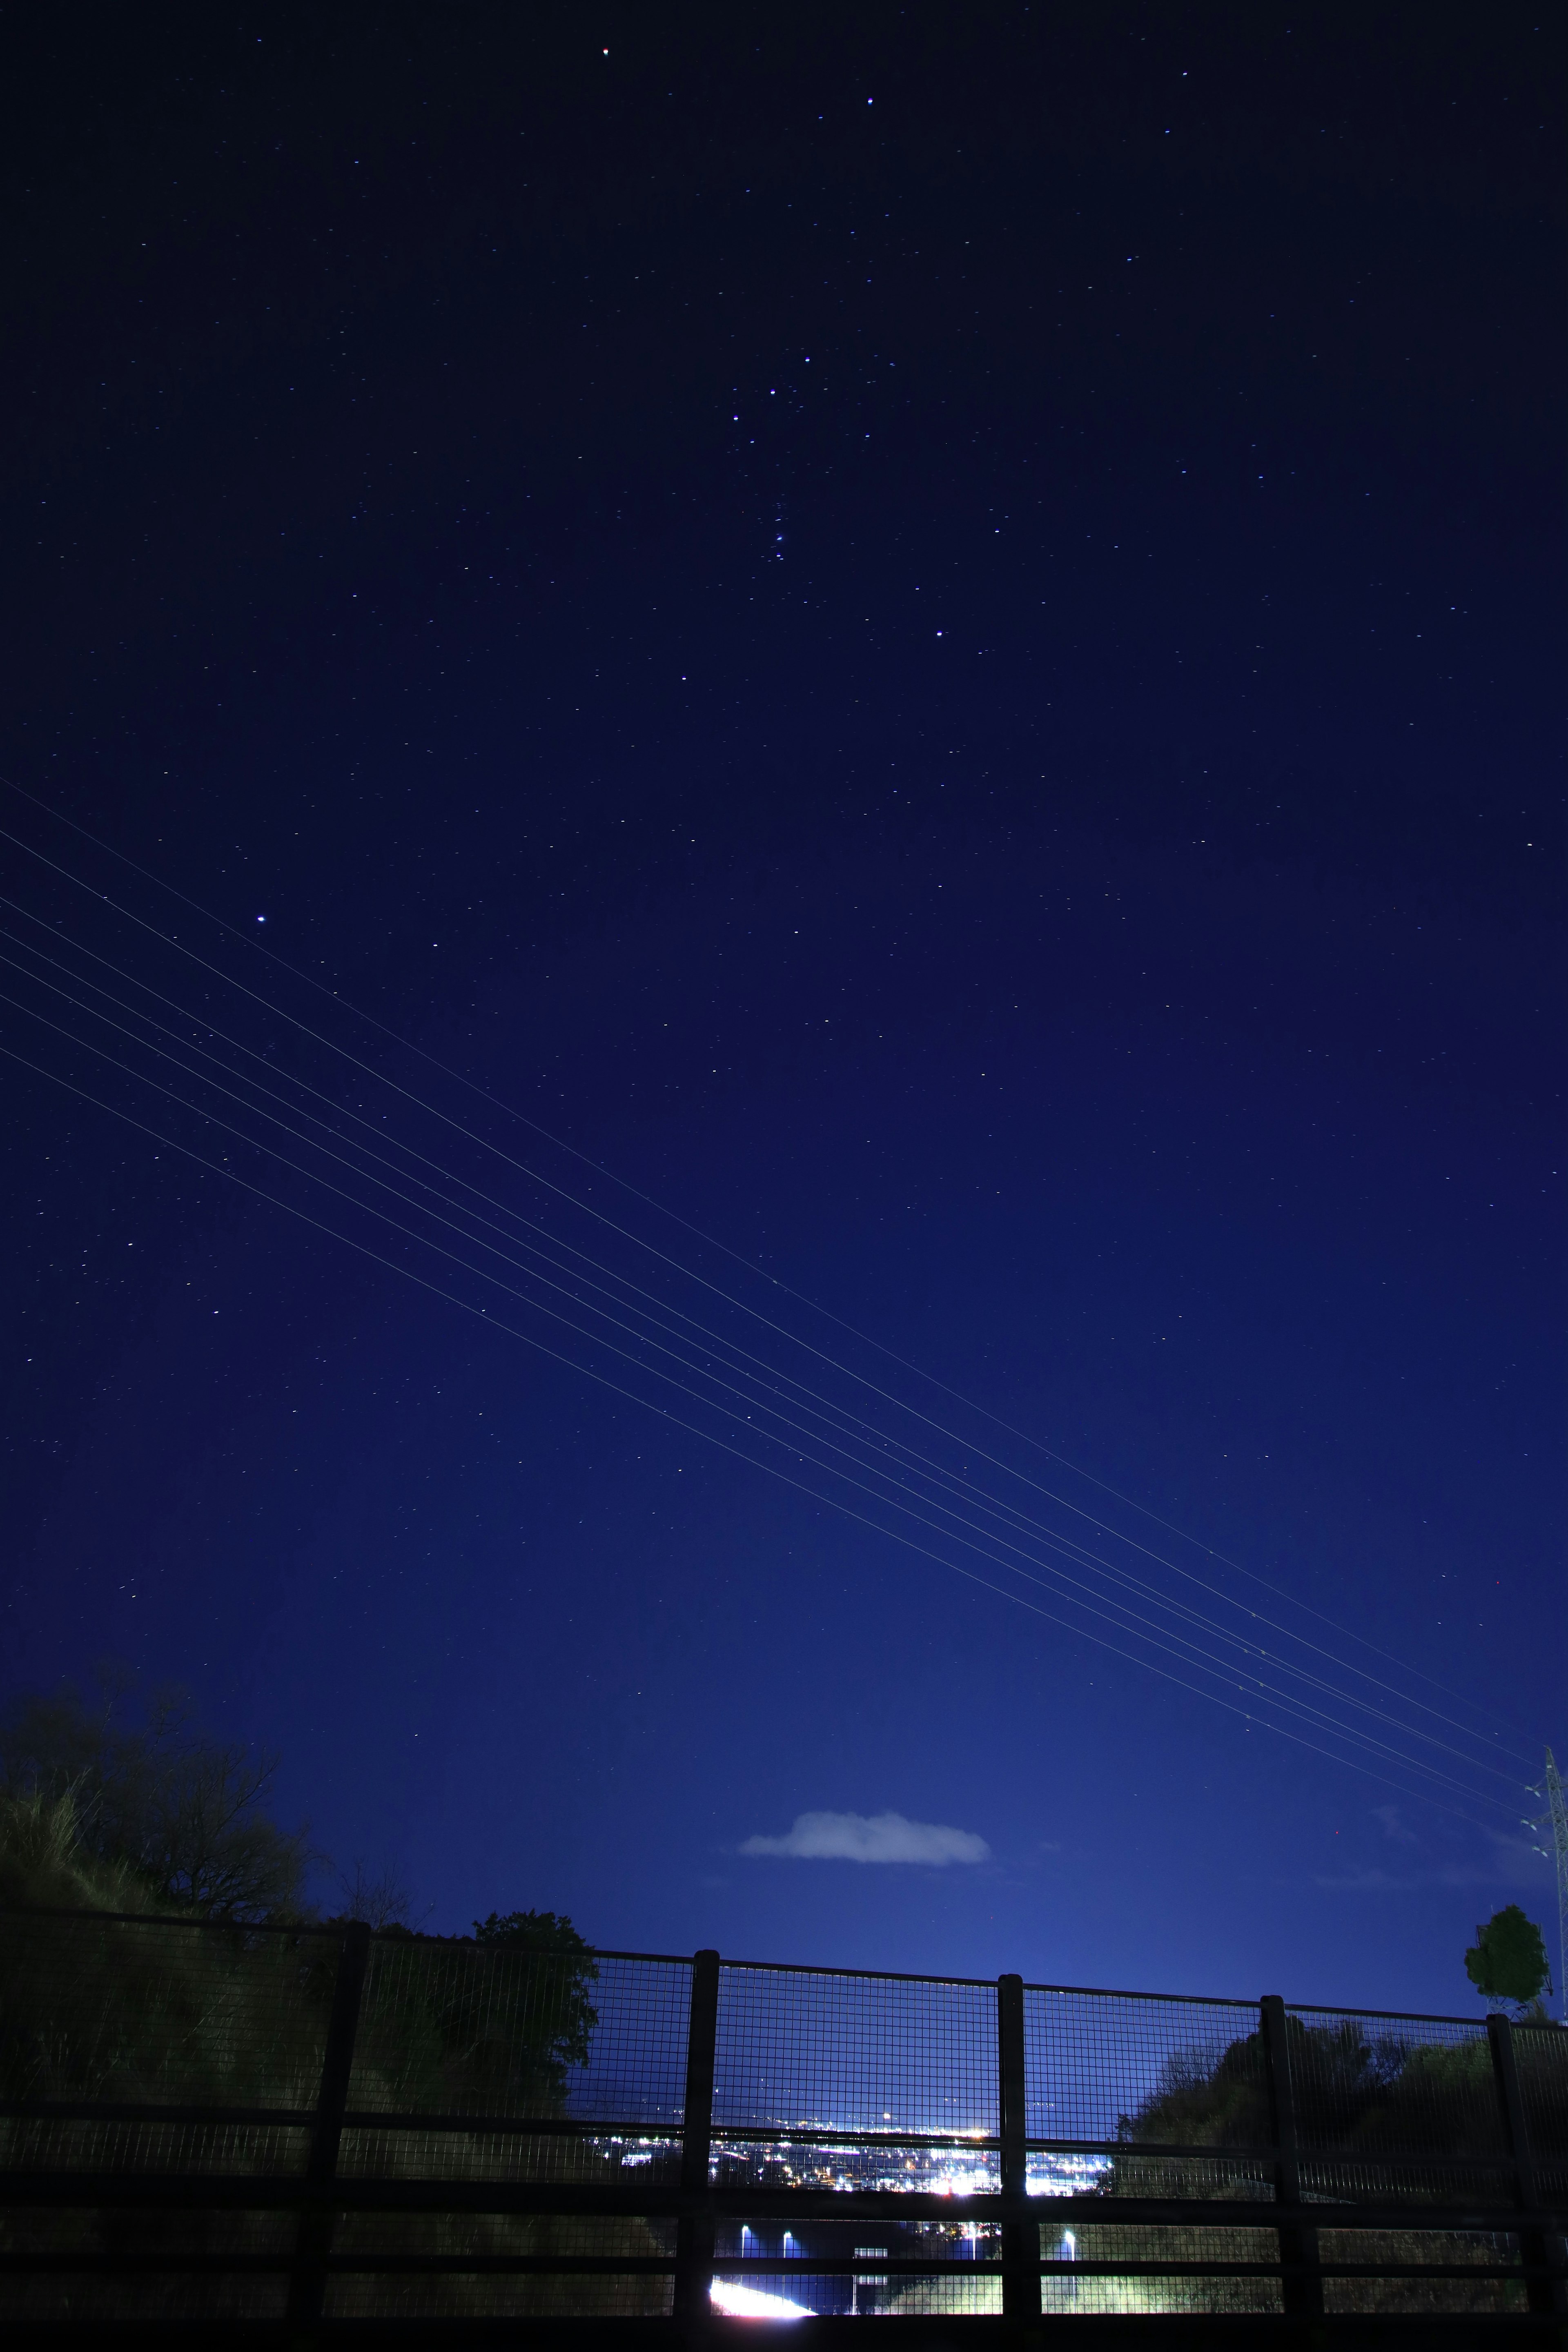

left=0, top=770, right=1521, bottom=1743
left=0, top=820, right=1533, bottom=1779
left=0, top=905, right=1528, bottom=1790
left=0, top=956, right=1530, bottom=1815
left=0, top=1028, right=1525, bottom=1835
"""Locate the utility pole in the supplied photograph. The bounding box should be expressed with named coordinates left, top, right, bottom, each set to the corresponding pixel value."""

left=1524, top=1748, right=1568, bottom=2019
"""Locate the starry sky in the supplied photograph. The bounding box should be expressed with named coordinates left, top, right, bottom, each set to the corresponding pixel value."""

left=2, top=4, right=1563, bottom=2013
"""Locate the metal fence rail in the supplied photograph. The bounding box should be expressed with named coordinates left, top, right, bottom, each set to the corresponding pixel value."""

left=2, top=1906, right=1566, bottom=2342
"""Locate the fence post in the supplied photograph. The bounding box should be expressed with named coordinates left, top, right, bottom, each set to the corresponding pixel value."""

left=674, top=1947, right=720, bottom=2334
left=287, top=1920, right=371, bottom=2332
left=997, top=1972, right=1039, bottom=2332
left=1487, top=2012, right=1566, bottom=2318
left=1260, top=1994, right=1322, bottom=2321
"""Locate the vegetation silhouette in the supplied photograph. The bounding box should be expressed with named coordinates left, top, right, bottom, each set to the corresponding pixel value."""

left=1076, top=2007, right=1566, bottom=2318
left=1466, top=1906, right=1552, bottom=2014
left=0, top=1739, right=663, bottom=2317
left=0, top=1672, right=311, bottom=1921
left=3, top=1672, right=1562, bottom=2321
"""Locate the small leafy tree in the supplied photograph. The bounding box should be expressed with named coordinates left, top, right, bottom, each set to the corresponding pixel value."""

left=346, top=1909, right=600, bottom=2115
left=472, top=1909, right=600, bottom=2096
left=1464, top=1906, right=1551, bottom=2012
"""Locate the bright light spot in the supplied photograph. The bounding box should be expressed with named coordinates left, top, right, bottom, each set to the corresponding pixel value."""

left=711, top=2280, right=810, bottom=2319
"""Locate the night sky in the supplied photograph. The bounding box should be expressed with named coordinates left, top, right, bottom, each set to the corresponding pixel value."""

left=3, top=5, right=1563, bottom=2014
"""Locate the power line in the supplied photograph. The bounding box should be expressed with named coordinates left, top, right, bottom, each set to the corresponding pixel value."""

left=0, top=899, right=1528, bottom=1784
left=0, top=805, right=1534, bottom=1773
left=0, top=968, right=1530, bottom=1816
left=0, top=768, right=1524, bottom=1743
left=0, top=906, right=1524, bottom=1783
left=0, top=1031, right=1524, bottom=1835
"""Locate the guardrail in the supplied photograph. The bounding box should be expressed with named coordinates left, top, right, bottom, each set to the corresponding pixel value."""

left=2, top=1905, right=1566, bottom=2342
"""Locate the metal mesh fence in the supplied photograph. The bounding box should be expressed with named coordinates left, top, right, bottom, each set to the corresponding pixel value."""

left=0, top=2206, right=296, bottom=2261
left=0, top=1912, right=334, bottom=2110
left=713, top=1965, right=996, bottom=2142
left=336, top=2125, right=682, bottom=2185
left=325, top=2274, right=672, bottom=2320
left=0, top=2115, right=309, bottom=2176
left=1037, top=2272, right=1281, bottom=2319
left=1084, top=2150, right=1275, bottom=2204
left=713, top=2216, right=1003, bottom=2319
left=1041, top=2221, right=1285, bottom=2318
left=858, top=2277, right=1004, bottom=2319
left=713, top=2275, right=1006, bottom=2320
left=1315, top=2227, right=1527, bottom=2318
left=347, top=1944, right=690, bottom=2127
left=0, top=2271, right=290, bottom=2324
left=2, top=1911, right=1566, bottom=2325
left=1299, top=2155, right=1517, bottom=2209
left=713, top=2135, right=999, bottom=2195
left=1515, top=2022, right=1568, bottom=2161
left=1022, top=1987, right=1265, bottom=2149
left=0, top=2199, right=293, bottom=2324
left=324, top=2212, right=675, bottom=2319
left=1283, top=2008, right=1501, bottom=2158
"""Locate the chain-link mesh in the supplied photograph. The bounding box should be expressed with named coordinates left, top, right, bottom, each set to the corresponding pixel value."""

left=1023, top=1987, right=1265, bottom=2149
left=0, top=1912, right=334, bottom=2109
left=1316, top=2226, right=1526, bottom=2316
left=1515, top=2023, right=1568, bottom=2162
left=1299, top=2154, right=1516, bottom=2209
left=336, top=2125, right=682, bottom=2185
left=347, top=1943, right=688, bottom=2126
left=714, top=2216, right=1002, bottom=2318
left=1026, top=2149, right=1114, bottom=2196
left=713, top=2135, right=1000, bottom=2194
left=327, top=2272, right=670, bottom=2317
left=713, top=2273, right=1005, bottom=2319
left=1038, top=2272, right=1281, bottom=2319
left=866, top=2278, right=1004, bottom=2318
left=0, top=2207, right=294, bottom=2261
left=1041, top=2219, right=1285, bottom=2317
left=1283, top=2008, right=1501, bottom=2158
left=713, top=1965, right=996, bottom=2140
left=0, top=2270, right=290, bottom=2323
left=324, top=2211, right=675, bottom=2317
left=1086, top=2150, right=1275, bottom=2204
left=0, top=2202, right=292, bottom=2324
left=0, top=2115, right=308, bottom=2176
left=4, top=1913, right=1566, bottom=2322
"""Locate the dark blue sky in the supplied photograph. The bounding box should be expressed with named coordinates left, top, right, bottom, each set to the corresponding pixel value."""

left=3, top=3, right=1562, bottom=2013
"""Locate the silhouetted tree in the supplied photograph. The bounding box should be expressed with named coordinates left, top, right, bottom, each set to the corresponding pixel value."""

left=1465, top=1905, right=1551, bottom=2012
left=0, top=1670, right=312, bottom=1920
left=335, top=1858, right=423, bottom=1930
left=470, top=1909, right=600, bottom=2095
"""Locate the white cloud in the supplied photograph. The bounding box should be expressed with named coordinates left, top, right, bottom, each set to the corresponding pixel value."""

left=740, top=1809, right=990, bottom=1866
